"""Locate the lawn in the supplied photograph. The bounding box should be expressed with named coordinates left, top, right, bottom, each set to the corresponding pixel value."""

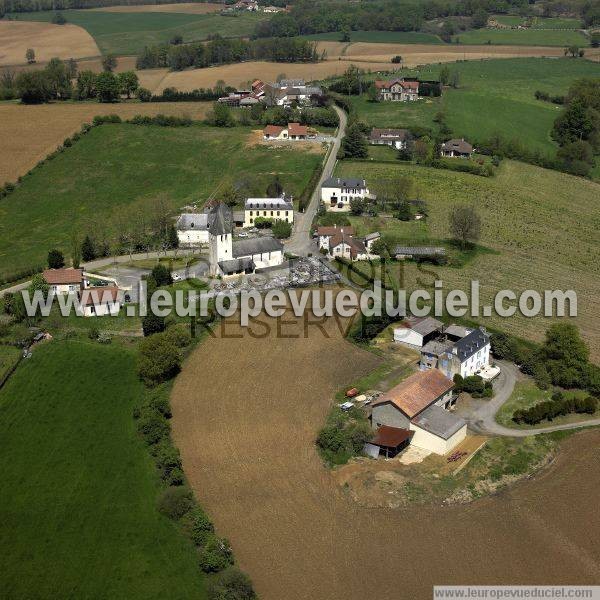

left=0, top=344, right=20, bottom=381
left=0, top=123, right=323, bottom=280
left=491, top=15, right=583, bottom=29
left=333, top=159, right=600, bottom=359
left=0, top=340, right=206, bottom=598
left=347, top=58, right=600, bottom=156
left=495, top=380, right=596, bottom=428
left=11, top=10, right=267, bottom=55
left=452, top=27, right=588, bottom=46
left=302, top=30, right=443, bottom=44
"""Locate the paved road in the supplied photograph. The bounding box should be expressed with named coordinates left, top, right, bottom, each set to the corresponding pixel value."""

left=285, top=105, right=347, bottom=256
left=459, top=360, right=600, bottom=437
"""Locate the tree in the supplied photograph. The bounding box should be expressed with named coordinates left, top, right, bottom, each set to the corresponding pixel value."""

left=266, top=175, right=283, bottom=197
left=142, top=313, right=166, bottom=337
left=95, top=71, right=120, bottom=102
left=340, top=123, right=368, bottom=159
left=552, top=98, right=594, bottom=145
left=369, top=238, right=387, bottom=256
left=207, top=567, right=256, bottom=600
left=138, top=332, right=181, bottom=385
left=439, top=65, right=450, bottom=85
left=101, top=54, right=117, bottom=72
left=340, top=27, right=351, bottom=42
left=45, top=58, right=72, bottom=100
left=76, top=70, right=97, bottom=100
left=449, top=205, right=481, bottom=249
left=28, top=274, right=50, bottom=300
left=471, top=9, right=488, bottom=28
left=272, top=220, right=292, bottom=239
left=51, top=11, right=67, bottom=24
left=350, top=197, right=364, bottom=215
left=557, top=140, right=595, bottom=176
left=117, top=71, right=139, bottom=99
left=16, top=70, right=51, bottom=104
left=449, top=70, right=460, bottom=88
left=394, top=201, right=412, bottom=221
left=81, top=235, right=96, bottom=262
left=25, top=48, right=35, bottom=64
left=564, top=45, right=582, bottom=58
left=391, top=55, right=402, bottom=64
left=199, top=536, right=234, bottom=573
left=367, top=84, right=379, bottom=103
left=47, top=249, right=65, bottom=269
left=151, top=263, right=173, bottom=287
left=413, top=136, right=434, bottom=165
left=209, top=102, right=235, bottom=127
left=541, top=323, right=589, bottom=388
left=170, top=34, right=183, bottom=45
left=136, top=87, right=151, bottom=102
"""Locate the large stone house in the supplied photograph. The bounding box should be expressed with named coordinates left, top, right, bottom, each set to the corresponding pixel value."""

left=209, top=203, right=284, bottom=277
left=244, top=197, right=294, bottom=228
left=320, top=177, right=372, bottom=211
left=374, top=78, right=419, bottom=101
left=370, top=369, right=466, bottom=456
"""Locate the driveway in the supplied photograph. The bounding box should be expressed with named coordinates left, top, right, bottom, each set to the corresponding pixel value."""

left=458, top=360, right=600, bottom=437
left=285, top=105, right=347, bottom=257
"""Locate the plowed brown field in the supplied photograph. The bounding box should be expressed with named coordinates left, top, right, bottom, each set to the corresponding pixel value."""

left=0, top=21, right=100, bottom=67
left=171, top=310, right=600, bottom=600
left=0, top=102, right=211, bottom=184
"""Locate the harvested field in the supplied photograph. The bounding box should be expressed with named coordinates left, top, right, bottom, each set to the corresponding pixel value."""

left=0, top=102, right=211, bottom=184
left=171, top=311, right=600, bottom=600
left=90, top=2, right=223, bottom=13
left=0, top=21, right=99, bottom=67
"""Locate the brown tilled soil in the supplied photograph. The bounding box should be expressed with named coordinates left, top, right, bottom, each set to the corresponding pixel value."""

left=171, top=310, right=600, bottom=600
left=0, top=21, right=100, bottom=67
left=0, top=101, right=211, bottom=184
left=89, top=2, right=223, bottom=12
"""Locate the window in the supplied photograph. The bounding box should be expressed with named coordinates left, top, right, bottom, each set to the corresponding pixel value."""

left=250, top=210, right=253, bottom=216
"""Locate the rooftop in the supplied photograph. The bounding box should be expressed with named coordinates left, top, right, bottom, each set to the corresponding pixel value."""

left=371, top=425, right=413, bottom=448
left=404, top=316, right=443, bottom=336
left=80, top=286, right=120, bottom=306
left=316, top=225, right=354, bottom=237
left=370, top=128, right=411, bottom=141
left=245, top=197, right=294, bottom=211
left=43, top=268, right=83, bottom=285
left=218, top=257, right=255, bottom=275
left=176, top=213, right=208, bottom=231
left=232, top=237, right=283, bottom=258
left=411, top=404, right=466, bottom=440
left=208, top=203, right=233, bottom=236
left=373, top=369, right=454, bottom=418
left=322, top=177, right=367, bottom=190
left=452, top=327, right=490, bottom=361
left=394, top=246, right=446, bottom=256
left=442, top=138, right=473, bottom=153
left=421, top=339, right=454, bottom=357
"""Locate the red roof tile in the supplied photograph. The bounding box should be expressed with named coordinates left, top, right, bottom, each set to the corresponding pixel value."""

left=264, top=124, right=284, bottom=136
left=79, top=286, right=120, bottom=306
left=43, top=268, right=83, bottom=285
left=288, top=122, right=308, bottom=136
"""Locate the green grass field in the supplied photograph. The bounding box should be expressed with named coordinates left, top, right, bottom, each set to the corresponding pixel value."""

left=333, top=159, right=600, bottom=358
left=0, top=340, right=206, bottom=598
left=0, top=344, right=20, bottom=381
left=11, top=10, right=267, bottom=55
left=492, top=15, right=583, bottom=29
left=302, top=30, right=442, bottom=44
left=452, top=27, right=588, bottom=46
left=347, top=58, right=600, bottom=156
left=0, top=123, right=323, bottom=280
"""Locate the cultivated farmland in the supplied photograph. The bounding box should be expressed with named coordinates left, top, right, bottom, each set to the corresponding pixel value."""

left=334, top=159, right=600, bottom=360
left=0, top=123, right=324, bottom=279
left=0, top=341, right=206, bottom=599
left=90, top=2, right=223, bottom=13
left=0, top=20, right=100, bottom=66
left=0, top=101, right=212, bottom=185
left=171, top=311, right=600, bottom=600
left=10, top=10, right=268, bottom=56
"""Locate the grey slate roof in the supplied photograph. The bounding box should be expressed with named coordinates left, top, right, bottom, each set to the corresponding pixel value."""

left=394, top=246, right=446, bottom=256
left=219, top=257, right=255, bottom=274
left=444, top=324, right=471, bottom=339
left=364, top=231, right=381, bottom=242
left=442, top=138, right=473, bottom=153
left=411, top=405, right=465, bottom=440
left=245, top=197, right=294, bottom=211
left=421, top=339, right=453, bottom=357
left=406, top=316, right=443, bottom=336
left=322, top=177, right=367, bottom=190
left=452, top=327, right=490, bottom=361
left=176, top=213, right=208, bottom=231
left=369, top=128, right=411, bottom=141
left=232, top=237, right=283, bottom=258
left=233, top=211, right=245, bottom=223
left=208, top=203, right=233, bottom=236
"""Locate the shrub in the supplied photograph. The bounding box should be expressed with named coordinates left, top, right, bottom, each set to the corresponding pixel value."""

left=157, top=486, right=193, bottom=520
left=138, top=333, right=181, bottom=385
left=142, top=314, right=166, bottom=337
left=188, top=507, right=215, bottom=546
left=151, top=263, right=173, bottom=286
left=207, top=567, right=256, bottom=600
left=199, top=535, right=234, bottom=573
left=87, top=326, right=99, bottom=340
left=164, top=323, right=192, bottom=348
left=153, top=442, right=183, bottom=481
left=272, top=220, right=292, bottom=239
left=136, top=406, right=169, bottom=444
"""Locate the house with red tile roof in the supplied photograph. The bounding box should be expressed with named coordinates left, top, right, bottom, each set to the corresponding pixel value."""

left=42, top=268, right=84, bottom=295
left=374, top=78, right=419, bottom=101
left=263, top=122, right=311, bottom=140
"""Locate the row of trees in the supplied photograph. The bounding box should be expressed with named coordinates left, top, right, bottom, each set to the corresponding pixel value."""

left=136, top=36, right=321, bottom=71
left=513, top=391, right=597, bottom=425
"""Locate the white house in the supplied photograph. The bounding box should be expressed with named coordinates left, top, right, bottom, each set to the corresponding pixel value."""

left=321, top=177, right=372, bottom=211
left=263, top=80, right=323, bottom=107
left=369, top=128, right=411, bottom=150
left=263, top=122, right=309, bottom=140
left=441, top=138, right=473, bottom=158
left=436, top=327, right=491, bottom=379
left=42, top=268, right=84, bottom=295
left=79, top=286, right=121, bottom=317
left=316, top=225, right=354, bottom=250
left=370, top=369, right=466, bottom=456
left=176, top=213, right=209, bottom=246
left=209, top=203, right=285, bottom=277
left=329, top=234, right=368, bottom=261
left=393, top=316, right=443, bottom=349
left=374, top=78, right=419, bottom=102
left=244, top=197, right=294, bottom=228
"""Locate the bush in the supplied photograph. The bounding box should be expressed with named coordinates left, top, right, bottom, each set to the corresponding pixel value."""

left=187, top=507, right=215, bottom=546
left=142, top=314, right=166, bottom=337
left=138, top=333, right=181, bottom=385
left=157, top=486, right=193, bottom=520
left=92, top=114, right=122, bottom=126
left=207, top=567, right=256, bottom=600
left=164, top=323, right=192, bottom=348
left=136, top=406, right=169, bottom=444
left=153, top=442, right=183, bottom=481
left=199, top=535, right=234, bottom=573
left=151, top=263, right=173, bottom=286
left=87, top=326, right=99, bottom=340
left=272, top=220, right=292, bottom=239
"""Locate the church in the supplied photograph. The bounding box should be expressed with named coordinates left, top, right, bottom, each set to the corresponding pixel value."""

left=208, top=203, right=285, bottom=277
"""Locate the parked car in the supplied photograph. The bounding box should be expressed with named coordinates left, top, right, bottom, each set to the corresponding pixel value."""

left=238, top=232, right=248, bottom=238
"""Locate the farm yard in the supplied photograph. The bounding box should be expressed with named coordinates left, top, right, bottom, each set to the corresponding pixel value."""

left=333, top=159, right=600, bottom=360
left=170, top=309, right=600, bottom=600
left=8, top=9, right=268, bottom=56
left=0, top=341, right=206, bottom=599
left=0, top=101, right=213, bottom=185
left=0, top=20, right=99, bottom=66
left=0, top=122, right=324, bottom=280
left=345, top=58, right=600, bottom=157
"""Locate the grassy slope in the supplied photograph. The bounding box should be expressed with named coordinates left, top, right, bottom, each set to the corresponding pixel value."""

left=0, top=123, right=322, bottom=279
left=12, top=10, right=267, bottom=55
left=493, top=15, right=582, bottom=29
left=452, top=27, right=588, bottom=46
left=0, top=344, right=20, bottom=380
left=303, top=30, right=442, bottom=44
left=348, top=58, right=600, bottom=155
left=0, top=340, right=206, bottom=599
left=334, top=159, right=600, bottom=358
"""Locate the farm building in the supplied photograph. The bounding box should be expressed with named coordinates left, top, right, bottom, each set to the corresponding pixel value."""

left=393, top=246, right=446, bottom=260
left=42, top=268, right=84, bottom=295
left=370, top=369, right=466, bottom=456
left=176, top=213, right=209, bottom=246
left=244, top=197, right=294, bottom=227
left=369, top=128, right=411, bottom=150
left=441, top=138, right=474, bottom=158
left=321, top=177, right=373, bottom=211
left=393, top=316, right=443, bottom=349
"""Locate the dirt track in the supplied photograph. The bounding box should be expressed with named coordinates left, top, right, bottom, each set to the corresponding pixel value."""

left=171, top=310, right=600, bottom=600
